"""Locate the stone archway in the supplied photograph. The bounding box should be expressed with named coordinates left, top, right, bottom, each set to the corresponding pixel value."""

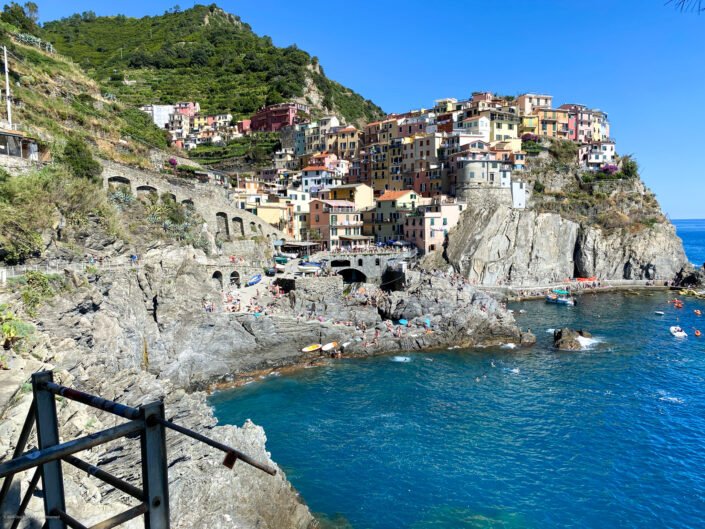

left=211, top=271, right=223, bottom=290
left=108, top=176, right=131, bottom=189
left=338, top=268, right=368, bottom=284
left=232, top=216, right=245, bottom=237
left=136, top=185, right=158, bottom=198
left=229, top=271, right=240, bottom=287
left=331, top=259, right=351, bottom=268
left=216, top=212, right=230, bottom=240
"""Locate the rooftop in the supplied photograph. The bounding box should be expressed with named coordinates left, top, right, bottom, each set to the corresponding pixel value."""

left=377, top=190, right=415, bottom=202
left=302, top=165, right=328, bottom=172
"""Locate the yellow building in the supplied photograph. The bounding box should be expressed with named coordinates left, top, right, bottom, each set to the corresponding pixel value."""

left=519, top=115, right=539, bottom=136
left=320, top=183, right=374, bottom=210
left=371, top=190, right=421, bottom=242
left=537, top=108, right=571, bottom=139
left=480, top=110, right=520, bottom=142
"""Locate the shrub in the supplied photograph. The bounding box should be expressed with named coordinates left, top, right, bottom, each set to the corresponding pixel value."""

left=62, top=137, right=102, bottom=182
left=620, top=155, right=639, bottom=179
left=20, top=271, right=55, bottom=317
left=533, top=181, right=545, bottom=193
left=600, top=164, right=619, bottom=176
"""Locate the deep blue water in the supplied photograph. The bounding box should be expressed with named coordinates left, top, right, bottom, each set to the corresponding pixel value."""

left=674, top=219, right=705, bottom=266
left=210, top=224, right=705, bottom=529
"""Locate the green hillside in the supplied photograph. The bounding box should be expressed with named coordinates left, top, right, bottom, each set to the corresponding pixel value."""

left=41, top=4, right=384, bottom=125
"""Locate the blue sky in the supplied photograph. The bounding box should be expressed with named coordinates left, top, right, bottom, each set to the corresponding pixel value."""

left=38, top=1, right=704, bottom=218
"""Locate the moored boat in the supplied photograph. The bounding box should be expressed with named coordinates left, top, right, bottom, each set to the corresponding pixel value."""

left=670, top=326, right=687, bottom=338
left=302, top=343, right=322, bottom=353
left=246, top=274, right=262, bottom=287
left=321, top=342, right=339, bottom=352
left=274, top=256, right=288, bottom=264
left=545, top=289, right=575, bottom=306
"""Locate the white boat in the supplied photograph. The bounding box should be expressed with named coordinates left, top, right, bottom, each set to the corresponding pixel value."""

left=274, top=263, right=286, bottom=272
left=670, top=326, right=688, bottom=338
left=321, top=341, right=339, bottom=352
left=278, top=251, right=298, bottom=259
left=655, top=311, right=665, bottom=316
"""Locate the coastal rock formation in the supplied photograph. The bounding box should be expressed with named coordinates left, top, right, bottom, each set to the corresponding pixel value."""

left=439, top=203, right=686, bottom=286
left=553, top=328, right=592, bottom=351
left=0, top=247, right=522, bottom=528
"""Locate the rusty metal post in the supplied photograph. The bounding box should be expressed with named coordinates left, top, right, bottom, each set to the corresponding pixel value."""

left=32, top=371, right=66, bottom=529
left=140, top=401, right=170, bottom=529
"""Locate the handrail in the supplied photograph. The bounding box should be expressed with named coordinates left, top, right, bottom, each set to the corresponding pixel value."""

left=0, top=371, right=276, bottom=529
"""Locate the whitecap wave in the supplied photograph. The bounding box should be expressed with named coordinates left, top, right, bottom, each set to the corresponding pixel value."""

left=391, top=356, right=411, bottom=363
left=501, top=343, right=517, bottom=349
left=546, top=328, right=555, bottom=333
left=509, top=368, right=520, bottom=374
left=659, top=395, right=684, bottom=404
left=577, top=336, right=603, bottom=349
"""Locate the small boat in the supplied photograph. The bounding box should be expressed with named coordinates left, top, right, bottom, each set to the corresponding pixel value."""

left=265, top=268, right=276, bottom=277
left=274, top=256, right=288, bottom=264
left=321, top=342, right=339, bottom=352
left=278, top=251, right=298, bottom=259
left=545, top=289, right=575, bottom=306
left=246, top=274, right=262, bottom=286
left=576, top=276, right=597, bottom=283
left=398, top=319, right=408, bottom=325
left=302, top=344, right=322, bottom=353
left=274, top=263, right=286, bottom=272
left=670, top=326, right=688, bottom=338
left=695, top=309, right=702, bottom=316
left=298, top=262, right=323, bottom=273
left=655, top=311, right=665, bottom=316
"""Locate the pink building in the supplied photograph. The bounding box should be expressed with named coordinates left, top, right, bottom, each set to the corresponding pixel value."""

left=559, top=104, right=593, bottom=143
left=174, top=101, right=200, bottom=117
left=403, top=198, right=466, bottom=255
left=250, top=102, right=310, bottom=132
left=237, top=119, right=251, bottom=134
left=308, top=199, right=367, bottom=250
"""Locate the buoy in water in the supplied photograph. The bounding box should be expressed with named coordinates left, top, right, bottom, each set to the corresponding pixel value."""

left=696, top=330, right=702, bottom=337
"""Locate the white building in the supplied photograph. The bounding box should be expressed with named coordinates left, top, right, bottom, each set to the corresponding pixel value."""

left=511, top=180, right=528, bottom=209
left=579, top=140, right=616, bottom=170
left=140, top=104, right=175, bottom=129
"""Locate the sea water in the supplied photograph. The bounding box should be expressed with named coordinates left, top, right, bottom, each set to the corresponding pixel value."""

left=210, top=225, right=705, bottom=529
left=674, top=219, right=705, bottom=266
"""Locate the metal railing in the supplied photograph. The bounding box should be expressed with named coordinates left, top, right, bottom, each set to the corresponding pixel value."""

left=0, top=371, right=275, bottom=529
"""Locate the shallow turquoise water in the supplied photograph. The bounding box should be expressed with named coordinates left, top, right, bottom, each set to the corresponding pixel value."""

left=211, top=291, right=705, bottom=528
left=674, top=219, right=705, bottom=266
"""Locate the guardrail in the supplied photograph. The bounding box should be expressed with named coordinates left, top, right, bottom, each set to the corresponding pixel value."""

left=0, top=371, right=275, bottom=529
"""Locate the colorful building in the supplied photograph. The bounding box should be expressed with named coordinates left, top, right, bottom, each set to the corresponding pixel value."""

left=403, top=198, right=465, bottom=254
left=371, top=190, right=421, bottom=243
left=309, top=199, right=366, bottom=250
left=250, top=102, right=309, bottom=132
left=320, top=183, right=374, bottom=210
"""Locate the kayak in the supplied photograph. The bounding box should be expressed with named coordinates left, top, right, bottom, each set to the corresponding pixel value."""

left=302, top=344, right=322, bottom=353
left=321, top=342, right=339, bottom=352
left=670, top=326, right=688, bottom=338
left=246, top=274, right=262, bottom=287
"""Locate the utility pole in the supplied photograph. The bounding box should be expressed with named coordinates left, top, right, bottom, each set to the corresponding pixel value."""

left=3, top=46, right=11, bottom=128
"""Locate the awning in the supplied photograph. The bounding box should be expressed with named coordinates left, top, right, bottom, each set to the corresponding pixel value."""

left=339, top=235, right=374, bottom=241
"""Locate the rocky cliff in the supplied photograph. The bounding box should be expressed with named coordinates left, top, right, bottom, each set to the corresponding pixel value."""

left=440, top=203, right=686, bottom=285
left=432, top=161, right=687, bottom=286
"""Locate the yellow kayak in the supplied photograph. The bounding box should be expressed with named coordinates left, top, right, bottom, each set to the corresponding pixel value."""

left=302, top=344, right=322, bottom=353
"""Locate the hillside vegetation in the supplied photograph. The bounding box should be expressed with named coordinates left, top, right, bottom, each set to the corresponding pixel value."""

left=42, top=4, right=384, bottom=125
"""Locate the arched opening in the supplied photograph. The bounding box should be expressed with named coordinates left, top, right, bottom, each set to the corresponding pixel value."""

left=357, top=258, right=363, bottom=267
left=232, top=216, right=245, bottom=237
left=216, top=212, right=230, bottom=241
left=250, top=221, right=257, bottom=233
left=381, top=269, right=405, bottom=292
left=258, top=224, right=263, bottom=234
left=375, top=258, right=381, bottom=266
left=108, top=176, right=131, bottom=188
left=182, top=199, right=194, bottom=208
left=166, top=193, right=177, bottom=202
left=211, top=271, right=223, bottom=290
left=331, top=259, right=351, bottom=268
left=229, top=271, right=240, bottom=287
left=338, top=268, right=368, bottom=284
left=136, top=185, right=158, bottom=197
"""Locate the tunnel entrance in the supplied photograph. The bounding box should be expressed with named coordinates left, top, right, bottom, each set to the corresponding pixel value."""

left=338, top=268, right=368, bottom=284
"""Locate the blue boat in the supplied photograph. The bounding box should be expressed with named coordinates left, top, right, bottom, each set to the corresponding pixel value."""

left=246, top=274, right=262, bottom=287
left=545, top=289, right=575, bottom=306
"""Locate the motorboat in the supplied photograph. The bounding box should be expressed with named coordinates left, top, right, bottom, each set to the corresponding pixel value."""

left=274, top=263, right=286, bottom=272
left=545, top=289, right=575, bottom=306
left=670, top=326, right=688, bottom=338
left=298, top=261, right=322, bottom=273
left=274, top=256, right=288, bottom=264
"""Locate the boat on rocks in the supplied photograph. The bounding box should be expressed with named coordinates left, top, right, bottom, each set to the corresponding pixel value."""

left=246, top=274, right=262, bottom=287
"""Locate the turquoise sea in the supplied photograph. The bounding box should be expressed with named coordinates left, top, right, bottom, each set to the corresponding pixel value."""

left=210, top=222, right=705, bottom=529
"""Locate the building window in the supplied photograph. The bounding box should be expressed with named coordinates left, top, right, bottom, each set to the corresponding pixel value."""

left=443, top=218, right=448, bottom=226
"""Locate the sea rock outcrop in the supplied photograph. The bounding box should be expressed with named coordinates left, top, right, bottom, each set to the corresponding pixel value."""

left=439, top=203, right=686, bottom=286
left=553, top=328, right=591, bottom=351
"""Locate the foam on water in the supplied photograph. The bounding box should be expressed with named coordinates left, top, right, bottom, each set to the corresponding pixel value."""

left=577, top=335, right=603, bottom=349
left=391, top=356, right=411, bottom=363
left=500, top=343, right=518, bottom=349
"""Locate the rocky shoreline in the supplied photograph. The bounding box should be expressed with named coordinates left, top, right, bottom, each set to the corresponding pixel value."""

left=0, top=247, right=527, bottom=529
